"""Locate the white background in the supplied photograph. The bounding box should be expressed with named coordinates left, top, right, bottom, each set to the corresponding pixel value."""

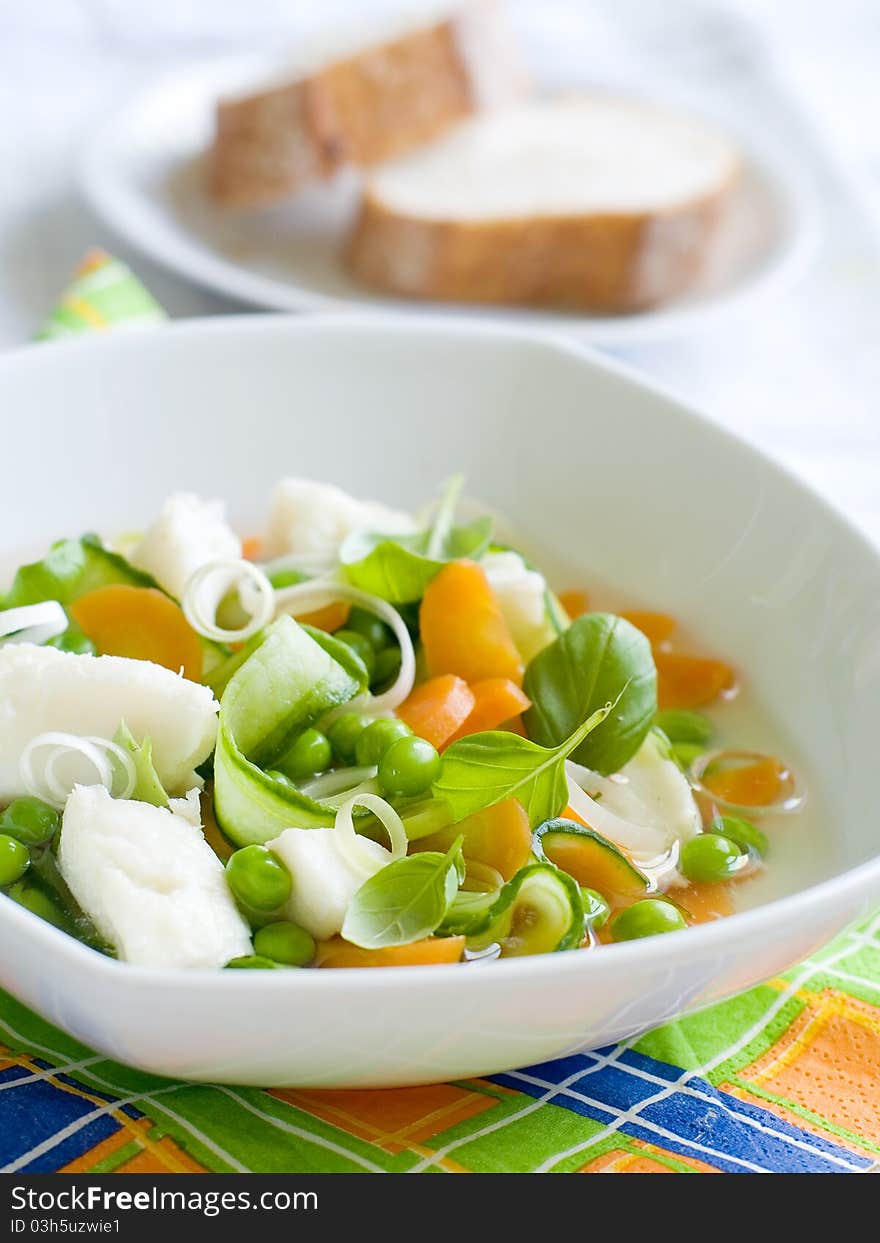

left=1, top=0, right=878, bottom=537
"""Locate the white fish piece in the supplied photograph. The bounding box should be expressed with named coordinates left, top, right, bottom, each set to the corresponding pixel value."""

left=0, top=643, right=218, bottom=801
left=59, top=785, right=251, bottom=968
left=264, top=478, right=416, bottom=561
left=482, top=549, right=554, bottom=662
left=268, top=825, right=389, bottom=941
left=568, top=732, right=701, bottom=854
left=169, top=787, right=204, bottom=826
left=131, top=493, right=241, bottom=600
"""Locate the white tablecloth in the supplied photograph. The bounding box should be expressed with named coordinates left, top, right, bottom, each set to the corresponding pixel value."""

left=2, top=0, right=878, bottom=538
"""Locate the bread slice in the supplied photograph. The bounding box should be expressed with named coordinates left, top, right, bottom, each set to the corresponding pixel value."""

left=209, top=2, right=526, bottom=209
left=348, top=94, right=740, bottom=312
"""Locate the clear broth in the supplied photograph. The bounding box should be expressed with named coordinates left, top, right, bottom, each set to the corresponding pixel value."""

left=555, top=571, right=831, bottom=915
left=2, top=541, right=830, bottom=919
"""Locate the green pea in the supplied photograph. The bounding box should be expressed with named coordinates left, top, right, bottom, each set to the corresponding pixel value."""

left=355, top=718, right=412, bottom=767
left=610, top=898, right=687, bottom=942
left=226, top=845, right=292, bottom=913
left=7, top=881, right=67, bottom=928
left=225, top=955, right=286, bottom=970
left=717, top=815, right=769, bottom=858
left=371, top=647, right=402, bottom=691
left=346, top=607, right=393, bottom=652
left=275, top=728, right=332, bottom=781
left=581, top=887, right=610, bottom=929
left=680, top=833, right=744, bottom=883
left=378, top=736, right=440, bottom=798
left=326, top=713, right=374, bottom=764
left=332, top=630, right=376, bottom=679
left=671, top=741, right=706, bottom=771
left=655, top=709, right=714, bottom=746
left=253, top=921, right=316, bottom=966
left=0, top=797, right=61, bottom=847
left=0, top=835, right=30, bottom=887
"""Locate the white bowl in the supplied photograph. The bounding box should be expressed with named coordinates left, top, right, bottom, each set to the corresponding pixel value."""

left=1, top=314, right=878, bottom=1088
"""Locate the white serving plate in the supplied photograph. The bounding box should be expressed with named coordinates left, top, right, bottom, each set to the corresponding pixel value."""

left=79, top=59, right=819, bottom=345
left=0, top=313, right=877, bottom=1087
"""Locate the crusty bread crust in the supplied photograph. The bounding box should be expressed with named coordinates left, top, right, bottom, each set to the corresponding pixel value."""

left=209, top=6, right=525, bottom=209
left=347, top=180, right=736, bottom=312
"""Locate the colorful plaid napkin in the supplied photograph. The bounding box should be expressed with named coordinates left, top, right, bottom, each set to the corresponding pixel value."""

left=3, top=253, right=878, bottom=1175
left=35, top=250, right=166, bottom=341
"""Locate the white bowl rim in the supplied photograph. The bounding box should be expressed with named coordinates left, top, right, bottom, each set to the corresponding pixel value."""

left=2, top=309, right=878, bottom=992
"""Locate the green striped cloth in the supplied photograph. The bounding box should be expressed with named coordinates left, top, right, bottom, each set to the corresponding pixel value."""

left=36, top=249, right=166, bottom=340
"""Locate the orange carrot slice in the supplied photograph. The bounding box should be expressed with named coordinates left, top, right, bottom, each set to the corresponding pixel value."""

left=446, top=677, right=531, bottom=743
left=558, top=590, right=589, bottom=619
left=314, top=936, right=466, bottom=968
left=241, top=536, right=261, bottom=561
left=502, top=714, right=527, bottom=737
left=702, top=757, right=787, bottom=807
left=70, top=585, right=203, bottom=681
left=655, top=650, right=734, bottom=709
left=621, top=610, right=677, bottom=646
left=675, top=882, right=735, bottom=924
left=298, top=602, right=350, bottom=633
left=420, top=560, right=524, bottom=686
left=397, top=675, right=475, bottom=750
left=415, top=797, right=532, bottom=882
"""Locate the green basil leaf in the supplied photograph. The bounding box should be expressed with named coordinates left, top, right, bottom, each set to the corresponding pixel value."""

left=3, top=533, right=156, bottom=609
left=114, top=722, right=170, bottom=808
left=213, top=616, right=361, bottom=845
left=524, top=613, right=657, bottom=776
left=339, top=476, right=492, bottom=604
left=440, top=515, right=494, bottom=560
left=340, top=518, right=492, bottom=604
left=341, top=839, right=463, bottom=948
left=434, top=702, right=614, bottom=828
left=340, top=530, right=429, bottom=602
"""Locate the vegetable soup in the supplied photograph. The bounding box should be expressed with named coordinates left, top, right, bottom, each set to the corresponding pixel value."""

left=0, top=477, right=813, bottom=970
